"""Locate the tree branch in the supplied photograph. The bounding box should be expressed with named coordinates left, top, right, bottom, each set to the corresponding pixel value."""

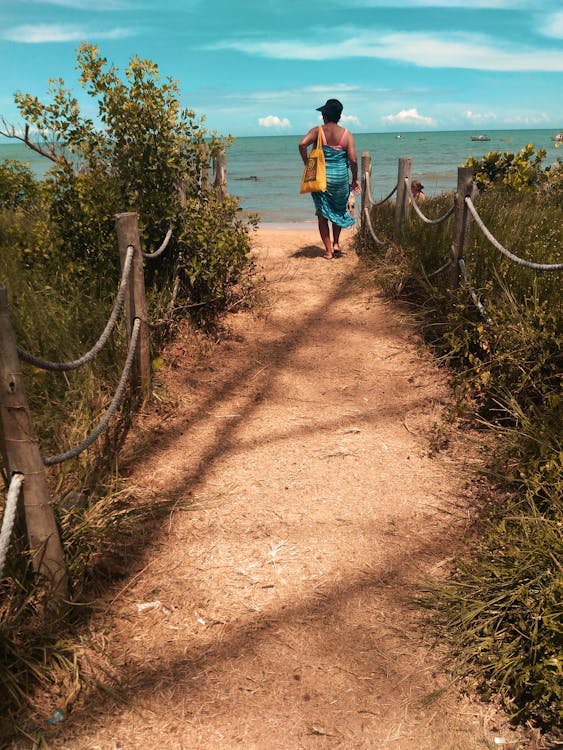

left=0, top=120, right=67, bottom=165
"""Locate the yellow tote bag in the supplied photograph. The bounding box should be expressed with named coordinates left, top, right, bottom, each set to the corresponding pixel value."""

left=299, top=127, right=326, bottom=193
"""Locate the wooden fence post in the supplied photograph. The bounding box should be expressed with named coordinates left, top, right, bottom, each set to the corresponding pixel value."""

left=361, top=151, right=372, bottom=232
left=449, top=167, right=474, bottom=291
left=115, top=213, right=151, bottom=399
left=0, top=286, right=67, bottom=598
left=176, top=179, right=186, bottom=208
left=212, top=148, right=227, bottom=198
left=394, top=157, right=412, bottom=239
left=199, top=142, right=210, bottom=191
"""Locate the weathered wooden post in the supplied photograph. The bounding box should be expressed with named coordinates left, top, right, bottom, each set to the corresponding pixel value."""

left=176, top=179, right=186, bottom=208
left=212, top=148, right=227, bottom=198
left=199, top=142, right=210, bottom=191
left=361, top=151, right=372, bottom=232
left=394, top=157, right=412, bottom=238
left=0, top=286, right=67, bottom=598
left=115, top=213, right=151, bottom=398
left=449, top=167, right=474, bottom=291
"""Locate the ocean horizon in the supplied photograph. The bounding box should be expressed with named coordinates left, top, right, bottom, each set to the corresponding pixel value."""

left=1, top=128, right=561, bottom=224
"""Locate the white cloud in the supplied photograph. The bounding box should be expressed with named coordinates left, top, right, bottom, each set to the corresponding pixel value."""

left=228, top=84, right=360, bottom=103
left=303, top=84, right=361, bottom=95
left=317, top=112, right=361, bottom=125
left=1, top=24, right=134, bottom=43
left=465, top=110, right=497, bottom=122
left=538, top=11, right=563, bottom=39
left=504, top=112, right=551, bottom=125
left=258, top=115, right=291, bottom=129
left=348, top=0, right=537, bottom=7
left=382, top=108, right=436, bottom=126
left=211, top=30, right=563, bottom=72
left=341, top=114, right=361, bottom=126
left=21, top=0, right=127, bottom=7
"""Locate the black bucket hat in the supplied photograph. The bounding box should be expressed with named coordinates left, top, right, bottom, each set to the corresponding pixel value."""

left=316, top=99, right=343, bottom=119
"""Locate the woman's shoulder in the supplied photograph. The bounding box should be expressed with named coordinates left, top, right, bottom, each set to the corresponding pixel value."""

left=323, top=123, right=347, bottom=144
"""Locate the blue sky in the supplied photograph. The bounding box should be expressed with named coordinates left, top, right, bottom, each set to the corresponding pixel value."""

left=1, top=0, right=562, bottom=138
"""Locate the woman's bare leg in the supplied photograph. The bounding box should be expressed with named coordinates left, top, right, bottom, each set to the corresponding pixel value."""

left=332, top=224, right=342, bottom=255
left=317, top=215, right=333, bottom=258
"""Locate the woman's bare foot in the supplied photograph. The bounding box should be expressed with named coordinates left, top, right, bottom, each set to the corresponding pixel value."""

left=332, top=243, right=342, bottom=258
left=322, top=250, right=333, bottom=259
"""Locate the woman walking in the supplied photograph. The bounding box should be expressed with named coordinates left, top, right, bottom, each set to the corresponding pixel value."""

left=299, top=99, right=360, bottom=259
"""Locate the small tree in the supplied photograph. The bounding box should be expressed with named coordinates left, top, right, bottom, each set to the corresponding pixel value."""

left=464, top=144, right=548, bottom=193
left=2, top=43, right=253, bottom=308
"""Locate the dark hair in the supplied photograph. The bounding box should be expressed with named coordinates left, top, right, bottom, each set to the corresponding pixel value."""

left=322, top=111, right=341, bottom=124
left=316, top=98, right=343, bottom=124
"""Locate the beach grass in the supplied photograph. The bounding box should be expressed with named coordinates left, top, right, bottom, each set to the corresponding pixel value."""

left=0, top=169, right=255, bottom=737
left=357, top=176, right=562, bottom=736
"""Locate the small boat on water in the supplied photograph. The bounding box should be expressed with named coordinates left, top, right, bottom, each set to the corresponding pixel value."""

left=471, top=134, right=491, bottom=141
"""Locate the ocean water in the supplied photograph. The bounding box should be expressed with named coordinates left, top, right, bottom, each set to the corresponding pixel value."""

left=1, top=129, right=560, bottom=224
left=228, top=129, right=561, bottom=223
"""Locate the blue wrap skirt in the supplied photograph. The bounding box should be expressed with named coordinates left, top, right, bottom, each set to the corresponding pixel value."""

left=312, top=146, right=355, bottom=228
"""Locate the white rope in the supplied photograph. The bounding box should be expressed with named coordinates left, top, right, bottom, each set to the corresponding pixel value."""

left=143, top=227, right=173, bottom=260
left=362, top=171, right=371, bottom=205
left=405, top=179, right=455, bottom=225
left=364, top=172, right=397, bottom=208
left=458, top=259, right=492, bottom=322
left=17, top=245, right=134, bottom=371
left=372, top=185, right=397, bottom=207
left=0, top=473, right=24, bottom=578
left=43, top=318, right=141, bottom=466
left=425, top=259, right=451, bottom=278
left=363, top=207, right=386, bottom=246
left=465, top=198, right=563, bottom=272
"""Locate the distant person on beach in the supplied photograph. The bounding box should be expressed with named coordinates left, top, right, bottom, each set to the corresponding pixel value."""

left=299, top=99, right=360, bottom=259
left=411, top=180, right=426, bottom=203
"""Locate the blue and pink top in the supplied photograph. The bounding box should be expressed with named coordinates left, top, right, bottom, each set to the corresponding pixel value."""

left=319, top=127, right=348, bottom=150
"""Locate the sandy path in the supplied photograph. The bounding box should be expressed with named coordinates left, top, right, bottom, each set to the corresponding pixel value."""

left=52, top=227, right=517, bottom=749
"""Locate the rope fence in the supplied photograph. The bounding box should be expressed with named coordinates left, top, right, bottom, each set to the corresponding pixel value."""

left=363, top=172, right=396, bottom=208
left=0, top=473, right=24, bottom=579
left=424, top=259, right=451, bottom=279
left=43, top=318, right=141, bottom=466
left=361, top=155, right=562, bottom=305
left=405, top=178, right=455, bottom=225
left=1, top=148, right=560, bottom=596
left=371, top=185, right=397, bottom=207
left=465, top=197, right=563, bottom=272
left=17, top=245, right=134, bottom=371
left=143, top=227, right=173, bottom=260
left=0, top=155, right=229, bottom=595
left=1, top=211, right=175, bottom=593
left=363, top=207, right=386, bottom=246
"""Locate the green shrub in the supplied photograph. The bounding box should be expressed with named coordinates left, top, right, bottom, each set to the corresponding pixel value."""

left=178, top=195, right=257, bottom=322
left=357, top=170, right=562, bottom=735
left=0, top=43, right=256, bottom=731
left=464, top=144, right=550, bottom=192
left=7, top=43, right=254, bottom=305
left=0, top=160, right=42, bottom=209
left=437, top=497, right=562, bottom=731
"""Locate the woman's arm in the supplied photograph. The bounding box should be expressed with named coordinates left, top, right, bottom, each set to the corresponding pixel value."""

left=346, top=132, right=360, bottom=191
left=298, top=127, right=319, bottom=165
